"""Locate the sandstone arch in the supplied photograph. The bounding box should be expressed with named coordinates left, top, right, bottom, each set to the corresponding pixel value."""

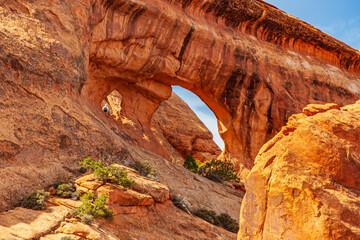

left=83, top=0, right=360, bottom=179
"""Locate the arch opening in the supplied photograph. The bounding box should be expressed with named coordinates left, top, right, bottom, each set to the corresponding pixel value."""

left=172, top=86, right=224, bottom=150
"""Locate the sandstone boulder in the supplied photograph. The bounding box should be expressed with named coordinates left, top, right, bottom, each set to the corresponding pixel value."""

left=96, top=185, right=154, bottom=206
left=113, top=164, right=172, bottom=203
left=239, top=101, right=360, bottom=239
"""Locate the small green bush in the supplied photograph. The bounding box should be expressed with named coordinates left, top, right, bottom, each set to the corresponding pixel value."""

left=75, top=191, right=114, bottom=224
left=192, top=208, right=220, bottom=225
left=216, top=213, right=239, bottom=233
left=79, top=158, right=135, bottom=188
left=80, top=214, right=94, bottom=224
left=192, top=208, right=239, bottom=233
left=198, top=159, right=240, bottom=183
left=21, top=190, right=50, bottom=210
left=55, top=183, right=78, bottom=199
left=183, top=154, right=202, bottom=173
left=172, top=194, right=191, bottom=212
left=132, top=160, right=158, bottom=179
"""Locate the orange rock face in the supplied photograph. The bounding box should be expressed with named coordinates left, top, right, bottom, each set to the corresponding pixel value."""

left=152, top=92, right=222, bottom=162
left=0, top=0, right=359, bottom=221
left=85, top=0, right=360, bottom=179
left=239, top=101, right=360, bottom=239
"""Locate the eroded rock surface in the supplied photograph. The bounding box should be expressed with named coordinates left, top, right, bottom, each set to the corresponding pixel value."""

left=85, top=0, right=360, bottom=179
left=239, top=101, right=360, bottom=239
left=152, top=92, right=222, bottom=162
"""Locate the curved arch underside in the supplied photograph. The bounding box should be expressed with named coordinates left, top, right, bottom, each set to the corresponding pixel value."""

left=82, top=0, right=360, bottom=179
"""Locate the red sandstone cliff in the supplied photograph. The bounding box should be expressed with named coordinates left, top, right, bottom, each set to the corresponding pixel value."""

left=239, top=101, right=360, bottom=239
left=0, top=0, right=360, bottom=239
left=84, top=0, right=360, bottom=179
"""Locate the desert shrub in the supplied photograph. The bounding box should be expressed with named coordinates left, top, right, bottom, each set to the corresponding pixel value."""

left=80, top=214, right=94, bottom=225
left=192, top=208, right=239, bottom=233
left=79, top=158, right=135, bottom=188
left=21, top=190, right=50, bottom=210
left=183, top=154, right=202, bottom=173
left=192, top=208, right=220, bottom=225
left=216, top=213, right=239, bottom=233
left=75, top=191, right=114, bottom=224
left=52, top=178, right=68, bottom=189
left=132, top=160, right=157, bottom=179
left=55, top=183, right=81, bottom=200
left=172, top=194, right=191, bottom=212
left=198, top=159, right=239, bottom=183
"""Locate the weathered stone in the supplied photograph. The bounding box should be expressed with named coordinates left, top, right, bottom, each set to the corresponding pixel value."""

left=96, top=185, right=154, bottom=206
left=84, top=0, right=360, bottom=180
left=239, top=101, right=360, bottom=240
left=113, top=164, right=172, bottom=203
left=0, top=206, right=69, bottom=240
left=152, top=92, right=222, bottom=162
left=55, top=222, right=101, bottom=240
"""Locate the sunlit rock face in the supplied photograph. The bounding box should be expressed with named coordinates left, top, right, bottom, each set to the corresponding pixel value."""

left=0, top=0, right=359, bottom=218
left=84, top=0, right=360, bottom=179
left=152, top=92, right=222, bottom=162
left=239, top=101, right=360, bottom=240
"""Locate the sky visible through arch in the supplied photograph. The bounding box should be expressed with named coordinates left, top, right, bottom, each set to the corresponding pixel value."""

left=173, top=1, right=360, bottom=150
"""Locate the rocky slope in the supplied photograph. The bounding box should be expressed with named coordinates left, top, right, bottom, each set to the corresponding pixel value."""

left=239, top=101, right=360, bottom=239
left=152, top=92, right=222, bottom=162
left=1, top=167, right=236, bottom=240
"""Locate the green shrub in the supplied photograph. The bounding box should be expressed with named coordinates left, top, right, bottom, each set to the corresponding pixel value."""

left=52, top=178, right=68, bottom=189
left=80, top=214, right=93, bottom=224
left=79, top=158, right=135, bottom=188
left=216, top=213, right=239, bottom=233
left=192, top=208, right=239, bottom=233
left=75, top=191, right=114, bottom=224
left=132, top=160, right=158, bottom=179
left=198, top=159, right=240, bottom=183
left=183, top=154, right=202, bottom=173
left=172, top=194, right=191, bottom=212
left=55, top=183, right=78, bottom=199
left=21, top=190, right=50, bottom=210
left=192, top=208, right=220, bottom=225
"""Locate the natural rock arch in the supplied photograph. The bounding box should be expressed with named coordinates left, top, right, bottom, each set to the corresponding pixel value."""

left=82, top=0, right=360, bottom=179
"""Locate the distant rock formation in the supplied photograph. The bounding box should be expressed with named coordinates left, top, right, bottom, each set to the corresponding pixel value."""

left=152, top=92, right=222, bottom=162
left=239, top=101, right=360, bottom=239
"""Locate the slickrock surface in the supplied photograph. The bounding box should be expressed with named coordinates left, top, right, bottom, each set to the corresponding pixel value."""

left=239, top=101, right=360, bottom=239
left=0, top=205, right=69, bottom=240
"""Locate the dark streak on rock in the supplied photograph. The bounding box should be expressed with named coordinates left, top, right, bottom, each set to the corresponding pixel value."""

left=175, top=25, right=195, bottom=75
left=222, top=68, right=246, bottom=116
left=265, top=84, right=274, bottom=138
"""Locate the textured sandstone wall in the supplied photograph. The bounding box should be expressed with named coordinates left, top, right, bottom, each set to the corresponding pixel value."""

left=84, top=0, right=360, bottom=179
left=239, top=101, right=360, bottom=239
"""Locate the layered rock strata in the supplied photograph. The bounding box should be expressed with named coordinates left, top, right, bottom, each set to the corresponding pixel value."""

left=0, top=0, right=359, bottom=213
left=85, top=0, right=360, bottom=179
left=239, top=101, right=360, bottom=239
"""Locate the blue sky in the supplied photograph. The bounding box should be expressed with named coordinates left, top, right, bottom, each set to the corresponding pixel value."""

left=173, top=1, right=360, bottom=150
